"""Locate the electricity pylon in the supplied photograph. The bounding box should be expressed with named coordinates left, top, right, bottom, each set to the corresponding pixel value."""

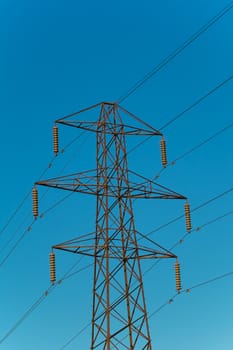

left=33, top=102, right=190, bottom=349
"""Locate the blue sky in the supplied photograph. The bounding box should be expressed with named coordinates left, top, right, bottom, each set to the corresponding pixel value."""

left=0, top=0, right=232, bottom=349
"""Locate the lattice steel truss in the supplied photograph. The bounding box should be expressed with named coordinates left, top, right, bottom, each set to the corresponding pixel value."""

left=35, top=102, right=187, bottom=349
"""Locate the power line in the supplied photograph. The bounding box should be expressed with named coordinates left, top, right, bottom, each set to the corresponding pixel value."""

left=0, top=220, right=35, bottom=269
left=0, top=191, right=31, bottom=240
left=0, top=153, right=60, bottom=241
left=0, top=212, right=32, bottom=255
left=169, top=122, right=233, bottom=164
left=60, top=322, right=90, bottom=350
left=148, top=270, right=233, bottom=319
left=117, top=1, right=233, bottom=103
left=142, top=207, right=233, bottom=276
left=159, top=75, right=233, bottom=130
left=0, top=289, right=52, bottom=345
left=0, top=190, right=77, bottom=269
left=0, top=127, right=90, bottom=265
left=0, top=131, right=87, bottom=242
left=186, top=270, right=233, bottom=291
left=151, top=121, right=233, bottom=182
left=0, top=132, right=90, bottom=265
left=126, top=80, right=233, bottom=173
left=0, top=258, right=91, bottom=346
left=145, top=186, right=233, bottom=237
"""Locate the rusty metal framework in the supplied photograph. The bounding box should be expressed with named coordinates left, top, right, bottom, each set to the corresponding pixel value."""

left=35, top=102, right=187, bottom=349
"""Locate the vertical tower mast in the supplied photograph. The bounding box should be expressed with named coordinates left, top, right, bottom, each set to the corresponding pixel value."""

left=34, top=102, right=190, bottom=349
left=92, top=103, right=151, bottom=349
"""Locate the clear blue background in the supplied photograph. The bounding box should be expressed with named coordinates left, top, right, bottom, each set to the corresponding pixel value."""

left=0, top=0, right=232, bottom=349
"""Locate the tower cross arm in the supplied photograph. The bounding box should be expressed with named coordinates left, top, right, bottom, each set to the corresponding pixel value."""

left=51, top=230, right=178, bottom=260
left=56, top=120, right=162, bottom=136
left=55, top=101, right=163, bottom=136
left=35, top=169, right=186, bottom=200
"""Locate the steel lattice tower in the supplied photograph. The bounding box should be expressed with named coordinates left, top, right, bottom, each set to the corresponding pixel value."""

left=34, top=102, right=188, bottom=349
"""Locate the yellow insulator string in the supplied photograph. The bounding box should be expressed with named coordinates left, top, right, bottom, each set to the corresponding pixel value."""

left=49, top=251, right=56, bottom=284
left=53, top=125, right=59, bottom=154
left=175, top=259, right=182, bottom=293
left=32, top=187, right=38, bottom=218
left=160, top=138, right=167, bottom=167
left=184, top=202, right=192, bottom=232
